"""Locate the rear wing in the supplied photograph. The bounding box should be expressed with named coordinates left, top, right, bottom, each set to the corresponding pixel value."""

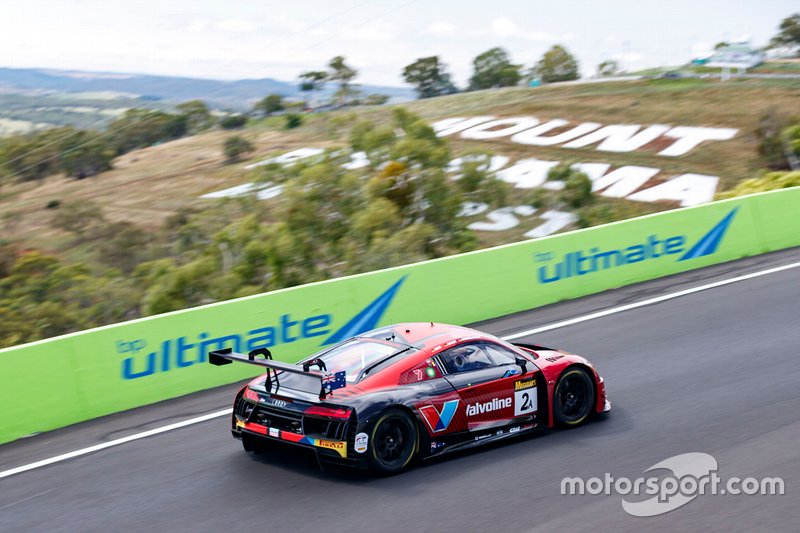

left=209, top=348, right=346, bottom=399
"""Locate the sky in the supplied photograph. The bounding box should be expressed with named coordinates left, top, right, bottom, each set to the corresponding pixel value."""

left=0, top=1, right=796, bottom=87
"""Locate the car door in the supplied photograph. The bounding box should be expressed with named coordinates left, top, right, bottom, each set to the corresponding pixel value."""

left=439, top=342, right=524, bottom=432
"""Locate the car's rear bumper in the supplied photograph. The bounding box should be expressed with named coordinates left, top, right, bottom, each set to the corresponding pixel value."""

left=234, top=421, right=368, bottom=469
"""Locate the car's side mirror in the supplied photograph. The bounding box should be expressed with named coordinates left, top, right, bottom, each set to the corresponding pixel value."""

left=515, top=356, right=528, bottom=374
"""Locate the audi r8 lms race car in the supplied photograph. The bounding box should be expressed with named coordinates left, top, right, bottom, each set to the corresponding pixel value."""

left=210, top=322, right=610, bottom=474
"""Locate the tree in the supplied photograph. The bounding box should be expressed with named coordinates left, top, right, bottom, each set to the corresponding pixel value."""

left=298, top=70, right=327, bottom=108
left=468, top=47, right=522, bottom=90
left=364, top=94, right=390, bottom=106
left=59, top=129, right=115, bottom=179
left=596, top=59, right=619, bottom=77
left=328, top=56, right=358, bottom=106
left=402, top=56, right=457, bottom=98
left=284, top=114, right=302, bottom=129
left=219, top=114, right=247, bottom=129
left=255, top=94, right=285, bottom=116
left=770, top=13, right=800, bottom=48
left=223, top=136, right=254, bottom=163
left=176, top=100, right=213, bottom=133
left=107, top=109, right=188, bottom=154
left=536, top=45, right=580, bottom=83
left=714, top=41, right=730, bottom=50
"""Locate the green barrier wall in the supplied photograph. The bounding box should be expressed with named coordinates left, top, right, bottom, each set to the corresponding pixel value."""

left=1, top=189, right=798, bottom=444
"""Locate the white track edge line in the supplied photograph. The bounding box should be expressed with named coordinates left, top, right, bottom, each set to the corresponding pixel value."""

left=503, top=260, right=800, bottom=340
left=0, top=409, right=231, bottom=480
left=2, top=259, right=799, bottom=480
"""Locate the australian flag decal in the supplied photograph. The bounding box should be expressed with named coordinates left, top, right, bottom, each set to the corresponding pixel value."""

left=322, top=371, right=347, bottom=392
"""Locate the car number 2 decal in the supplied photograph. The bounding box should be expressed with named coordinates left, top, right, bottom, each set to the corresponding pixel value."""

left=514, top=378, right=537, bottom=416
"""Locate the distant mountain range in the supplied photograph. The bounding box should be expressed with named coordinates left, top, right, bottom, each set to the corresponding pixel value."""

left=0, top=67, right=415, bottom=109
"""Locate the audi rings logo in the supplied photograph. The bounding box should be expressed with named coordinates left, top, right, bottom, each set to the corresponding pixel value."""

left=269, top=399, right=287, bottom=408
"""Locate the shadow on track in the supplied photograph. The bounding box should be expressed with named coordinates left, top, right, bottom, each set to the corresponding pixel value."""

left=237, top=409, right=627, bottom=485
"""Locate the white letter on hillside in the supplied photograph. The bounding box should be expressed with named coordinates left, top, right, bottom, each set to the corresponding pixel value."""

left=564, top=124, right=670, bottom=152
left=432, top=116, right=494, bottom=137
left=511, top=120, right=601, bottom=146
left=592, top=166, right=660, bottom=197
left=461, top=117, right=540, bottom=140
left=448, top=155, right=510, bottom=176
left=498, top=158, right=560, bottom=189
left=627, top=174, right=719, bottom=206
left=657, top=127, right=738, bottom=156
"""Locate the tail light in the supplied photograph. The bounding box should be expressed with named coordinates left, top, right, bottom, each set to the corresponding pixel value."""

left=243, top=388, right=259, bottom=402
left=305, top=406, right=352, bottom=419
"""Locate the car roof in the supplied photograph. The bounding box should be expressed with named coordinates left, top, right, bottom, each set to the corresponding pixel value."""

left=364, top=322, right=489, bottom=349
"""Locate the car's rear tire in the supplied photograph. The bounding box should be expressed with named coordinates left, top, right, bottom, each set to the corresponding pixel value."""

left=368, top=409, right=417, bottom=475
left=553, top=367, right=595, bottom=427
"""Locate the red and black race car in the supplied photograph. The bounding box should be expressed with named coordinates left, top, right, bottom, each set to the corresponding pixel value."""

left=210, top=322, right=610, bottom=474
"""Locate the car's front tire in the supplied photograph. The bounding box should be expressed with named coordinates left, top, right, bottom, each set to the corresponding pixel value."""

left=368, top=408, right=417, bottom=475
left=553, top=367, right=595, bottom=427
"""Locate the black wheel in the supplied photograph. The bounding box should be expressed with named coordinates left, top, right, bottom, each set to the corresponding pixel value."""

left=553, top=367, right=595, bottom=427
left=368, top=409, right=417, bottom=475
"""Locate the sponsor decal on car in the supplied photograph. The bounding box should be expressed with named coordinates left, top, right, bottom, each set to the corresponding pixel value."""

left=316, top=439, right=347, bottom=456
left=430, top=441, right=445, bottom=452
left=514, top=385, right=537, bottom=416
left=269, top=427, right=280, bottom=438
left=466, top=397, right=512, bottom=416
left=419, top=400, right=459, bottom=432
left=515, top=378, right=536, bottom=391
left=354, top=432, right=369, bottom=454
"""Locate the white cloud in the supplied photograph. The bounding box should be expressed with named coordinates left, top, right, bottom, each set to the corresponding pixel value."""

left=215, top=19, right=256, bottom=33
left=185, top=20, right=208, bottom=33
left=343, top=19, right=397, bottom=42
left=426, top=21, right=456, bottom=36
left=487, top=17, right=554, bottom=42
left=490, top=17, right=518, bottom=38
left=612, top=52, right=646, bottom=66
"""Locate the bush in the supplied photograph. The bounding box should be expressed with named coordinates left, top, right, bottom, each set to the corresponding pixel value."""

left=717, top=171, right=800, bottom=199
left=223, top=136, right=255, bottom=163
left=284, top=113, right=303, bottom=129
left=45, top=200, right=61, bottom=209
left=561, top=172, right=593, bottom=208
left=219, top=114, right=248, bottom=130
left=547, top=163, right=593, bottom=208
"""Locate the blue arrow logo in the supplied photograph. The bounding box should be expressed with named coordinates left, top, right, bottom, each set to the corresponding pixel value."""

left=679, top=208, right=738, bottom=261
left=322, top=276, right=407, bottom=345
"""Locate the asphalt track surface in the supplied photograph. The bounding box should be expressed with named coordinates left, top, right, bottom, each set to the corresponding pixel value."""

left=2, top=248, right=799, bottom=532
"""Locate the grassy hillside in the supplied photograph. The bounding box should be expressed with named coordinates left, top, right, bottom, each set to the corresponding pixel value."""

left=1, top=77, right=798, bottom=258
left=398, top=77, right=800, bottom=188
